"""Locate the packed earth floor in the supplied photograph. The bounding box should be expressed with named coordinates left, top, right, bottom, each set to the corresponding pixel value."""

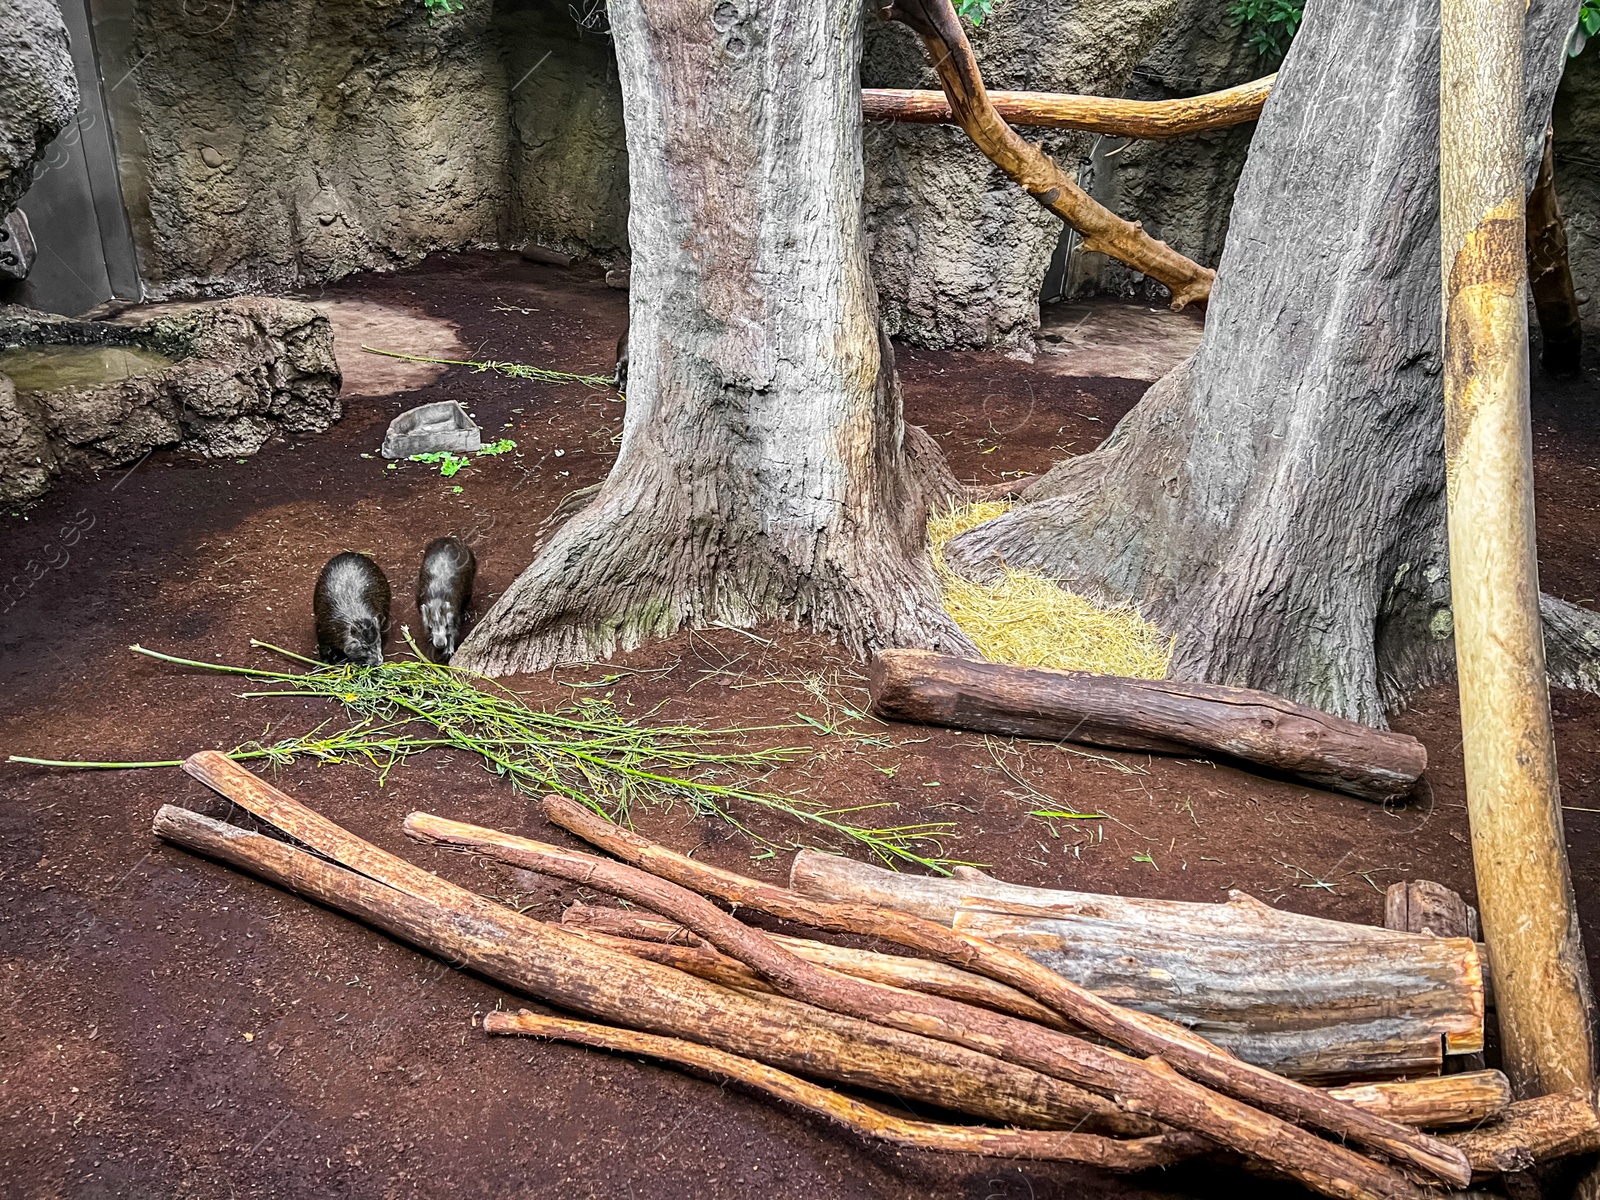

left=3, top=251, right=1600, bottom=1200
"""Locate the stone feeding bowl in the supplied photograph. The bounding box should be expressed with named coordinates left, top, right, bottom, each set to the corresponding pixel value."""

left=0, top=297, right=341, bottom=505
left=381, top=400, right=481, bottom=459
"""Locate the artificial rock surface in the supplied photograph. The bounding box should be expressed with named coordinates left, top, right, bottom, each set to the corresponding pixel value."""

left=0, top=297, right=340, bottom=504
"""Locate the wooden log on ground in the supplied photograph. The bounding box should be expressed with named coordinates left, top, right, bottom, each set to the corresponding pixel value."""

left=165, top=756, right=1142, bottom=1134
left=794, top=851, right=1383, bottom=936
left=536, top=797, right=1472, bottom=1190
left=570, top=917, right=1509, bottom=1129
left=561, top=903, right=1073, bottom=1029
left=1326, top=1072, right=1511, bottom=1131
left=408, top=810, right=1430, bottom=1200
left=487, top=1008, right=1209, bottom=1169
left=868, top=648, right=1427, bottom=802
left=1384, top=880, right=1479, bottom=940
left=952, top=900, right=1478, bottom=1078
left=860, top=75, right=1273, bottom=138
left=790, top=851, right=1484, bottom=1077
left=792, top=848, right=1410, bottom=936
left=1443, top=1090, right=1600, bottom=1176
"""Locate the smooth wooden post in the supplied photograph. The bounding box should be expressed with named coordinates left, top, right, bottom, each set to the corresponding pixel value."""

left=1440, top=0, right=1597, bottom=1100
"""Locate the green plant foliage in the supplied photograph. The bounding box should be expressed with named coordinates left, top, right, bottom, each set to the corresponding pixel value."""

left=408, top=451, right=470, bottom=476
left=956, top=0, right=999, bottom=26
left=1572, top=0, right=1600, bottom=54
left=10, top=641, right=969, bottom=872
left=477, top=439, right=517, bottom=456
left=1227, top=0, right=1303, bottom=60
left=423, top=0, right=462, bottom=14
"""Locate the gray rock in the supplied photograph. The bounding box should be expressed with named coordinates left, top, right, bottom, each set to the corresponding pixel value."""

left=0, top=0, right=79, bottom=220
left=0, top=296, right=341, bottom=504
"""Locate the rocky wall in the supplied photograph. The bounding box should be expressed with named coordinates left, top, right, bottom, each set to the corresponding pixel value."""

left=0, top=0, right=79, bottom=220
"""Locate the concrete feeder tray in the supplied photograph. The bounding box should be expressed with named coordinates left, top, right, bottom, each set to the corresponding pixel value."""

left=382, top=400, right=481, bottom=459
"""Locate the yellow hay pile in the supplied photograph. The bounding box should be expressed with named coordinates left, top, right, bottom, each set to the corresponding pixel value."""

left=928, top=501, right=1173, bottom=679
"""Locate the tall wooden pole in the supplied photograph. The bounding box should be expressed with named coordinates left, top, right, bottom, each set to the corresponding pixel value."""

left=1440, top=0, right=1597, bottom=1100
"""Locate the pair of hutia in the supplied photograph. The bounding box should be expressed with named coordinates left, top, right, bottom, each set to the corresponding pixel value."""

left=313, top=536, right=476, bottom=668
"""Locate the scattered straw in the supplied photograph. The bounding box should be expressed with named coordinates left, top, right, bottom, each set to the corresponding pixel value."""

left=929, top=501, right=1173, bottom=679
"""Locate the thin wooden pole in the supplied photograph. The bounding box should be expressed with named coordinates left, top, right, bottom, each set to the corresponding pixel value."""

left=1440, top=0, right=1597, bottom=1100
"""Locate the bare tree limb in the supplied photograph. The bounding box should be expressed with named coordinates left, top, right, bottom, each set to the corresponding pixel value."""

left=486, top=1008, right=1209, bottom=1169
left=877, top=0, right=1216, bottom=309
left=862, top=75, right=1273, bottom=138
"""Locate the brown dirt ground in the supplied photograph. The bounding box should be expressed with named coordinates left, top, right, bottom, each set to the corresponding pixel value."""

left=2, top=250, right=1599, bottom=1200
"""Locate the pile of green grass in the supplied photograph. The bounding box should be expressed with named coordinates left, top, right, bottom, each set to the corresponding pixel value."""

left=11, top=640, right=963, bottom=872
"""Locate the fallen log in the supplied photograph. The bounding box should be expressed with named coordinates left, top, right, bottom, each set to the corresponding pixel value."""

left=867, top=648, right=1427, bottom=802
left=536, top=796, right=1471, bottom=1189
left=1444, top=1090, right=1600, bottom=1176
left=861, top=75, right=1274, bottom=138
left=792, top=849, right=1410, bottom=936
left=408, top=809, right=1429, bottom=1200
left=561, top=903, right=1072, bottom=1029
left=487, top=1009, right=1209, bottom=1169
left=1327, top=1073, right=1511, bottom=1131
left=789, top=853, right=1483, bottom=1076
left=165, top=756, right=1141, bottom=1133
left=953, top=901, right=1478, bottom=1078
left=876, top=0, right=1215, bottom=310
left=568, top=916, right=1509, bottom=1128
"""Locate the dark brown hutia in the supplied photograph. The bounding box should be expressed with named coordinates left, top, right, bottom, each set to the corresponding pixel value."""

left=313, top=551, right=390, bottom=667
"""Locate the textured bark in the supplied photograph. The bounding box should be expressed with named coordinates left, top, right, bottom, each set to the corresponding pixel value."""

left=488, top=1009, right=1208, bottom=1168
left=411, top=810, right=1440, bottom=1199
left=861, top=73, right=1272, bottom=137
left=560, top=903, right=1072, bottom=1028
left=868, top=649, right=1427, bottom=801
left=1441, top=0, right=1598, bottom=1106
left=539, top=795, right=1471, bottom=1189
left=791, top=850, right=1485, bottom=1079
left=1527, top=125, right=1583, bottom=375
left=943, top=0, right=1589, bottom=728
left=880, top=0, right=1214, bottom=309
left=453, top=0, right=968, bottom=675
left=1443, top=1090, right=1600, bottom=1176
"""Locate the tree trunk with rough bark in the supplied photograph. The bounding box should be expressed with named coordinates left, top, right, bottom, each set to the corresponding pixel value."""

left=455, top=0, right=968, bottom=674
left=943, top=0, right=1594, bottom=727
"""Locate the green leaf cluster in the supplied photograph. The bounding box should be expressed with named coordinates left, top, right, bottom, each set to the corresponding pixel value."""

left=1227, top=0, right=1303, bottom=60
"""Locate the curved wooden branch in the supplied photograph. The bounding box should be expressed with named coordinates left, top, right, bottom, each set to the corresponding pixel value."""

left=533, top=796, right=1472, bottom=1189
left=487, top=1009, right=1207, bottom=1168
left=862, top=75, right=1274, bottom=138
left=877, top=0, right=1216, bottom=310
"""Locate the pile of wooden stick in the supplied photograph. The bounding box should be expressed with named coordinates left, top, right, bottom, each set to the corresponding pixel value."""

left=156, top=752, right=1600, bottom=1198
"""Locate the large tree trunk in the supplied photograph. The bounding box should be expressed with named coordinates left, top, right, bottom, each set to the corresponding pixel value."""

left=943, top=0, right=1594, bottom=727
left=456, top=0, right=968, bottom=674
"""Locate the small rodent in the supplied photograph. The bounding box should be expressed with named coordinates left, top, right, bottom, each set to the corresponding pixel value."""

left=313, top=552, right=391, bottom=667
left=417, top=535, right=477, bottom=662
left=614, top=325, right=629, bottom=394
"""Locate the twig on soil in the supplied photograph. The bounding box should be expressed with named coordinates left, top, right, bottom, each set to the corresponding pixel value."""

left=9, top=640, right=966, bottom=871
left=359, top=345, right=613, bottom=388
